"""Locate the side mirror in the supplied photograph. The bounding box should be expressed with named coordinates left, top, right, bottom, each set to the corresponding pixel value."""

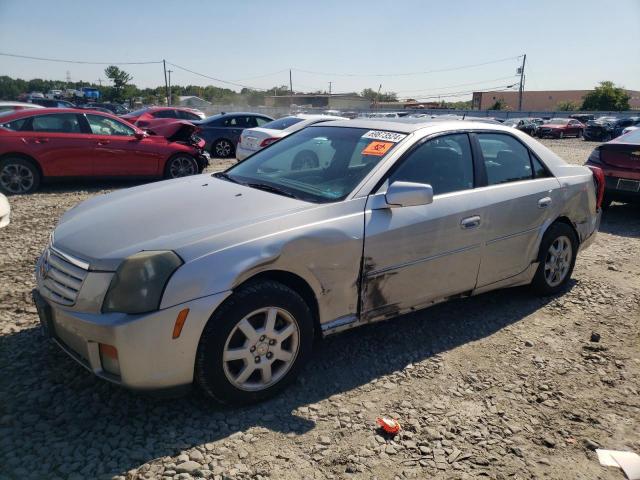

left=134, top=131, right=146, bottom=140
left=385, top=181, right=433, bottom=207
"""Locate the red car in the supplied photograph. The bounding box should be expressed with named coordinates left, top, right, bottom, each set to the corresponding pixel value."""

left=120, top=106, right=206, bottom=128
left=585, top=128, right=640, bottom=208
left=535, top=118, right=585, bottom=139
left=0, top=108, right=209, bottom=194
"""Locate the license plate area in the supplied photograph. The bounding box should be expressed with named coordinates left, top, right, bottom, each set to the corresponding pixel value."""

left=617, top=178, right=640, bottom=192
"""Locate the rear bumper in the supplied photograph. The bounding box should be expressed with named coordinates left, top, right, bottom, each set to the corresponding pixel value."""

left=33, top=288, right=230, bottom=391
left=604, top=174, right=640, bottom=203
left=235, top=144, right=259, bottom=161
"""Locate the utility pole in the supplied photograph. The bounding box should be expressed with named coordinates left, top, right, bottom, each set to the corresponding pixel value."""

left=375, top=84, right=382, bottom=109
left=289, top=69, right=293, bottom=95
left=518, top=54, right=526, bottom=111
left=168, top=70, right=173, bottom=106
left=328, top=81, right=332, bottom=95
left=163, top=60, right=169, bottom=105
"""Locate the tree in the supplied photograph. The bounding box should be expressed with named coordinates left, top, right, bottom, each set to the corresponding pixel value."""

left=581, top=81, right=630, bottom=111
left=557, top=100, right=578, bottom=111
left=104, top=65, right=133, bottom=101
left=489, top=99, right=505, bottom=110
left=361, top=88, right=397, bottom=102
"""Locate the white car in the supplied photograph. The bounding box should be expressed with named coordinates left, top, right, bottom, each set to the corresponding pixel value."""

left=236, top=114, right=348, bottom=160
left=621, top=125, right=639, bottom=136
left=0, top=193, right=10, bottom=228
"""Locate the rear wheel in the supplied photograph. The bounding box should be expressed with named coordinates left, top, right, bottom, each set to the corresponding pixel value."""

left=0, top=157, right=41, bottom=194
left=531, top=222, right=578, bottom=295
left=195, top=280, right=314, bottom=405
left=213, top=139, right=234, bottom=158
left=164, top=154, right=198, bottom=179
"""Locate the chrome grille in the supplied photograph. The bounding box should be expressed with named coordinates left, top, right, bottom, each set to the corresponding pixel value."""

left=40, top=247, right=88, bottom=306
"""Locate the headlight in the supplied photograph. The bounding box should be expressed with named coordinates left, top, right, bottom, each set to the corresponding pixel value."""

left=102, top=251, right=183, bottom=314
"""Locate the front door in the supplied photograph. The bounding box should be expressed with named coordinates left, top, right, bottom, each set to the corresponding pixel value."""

left=362, top=133, right=485, bottom=321
left=84, top=114, right=161, bottom=176
left=474, top=132, right=561, bottom=287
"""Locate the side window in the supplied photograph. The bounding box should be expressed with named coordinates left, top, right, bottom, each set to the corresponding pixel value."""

left=477, top=133, right=532, bottom=185
left=31, top=114, right=81, bottom=133
left=222, top=117, right=238, bottom=127
left=178, top=110, right=201, bottom=120
left=1, top=117, right=29, bottom=131
left=388, top=133, right=474, bottom=195
left=531, top=156, right=550, bottom=178
left=86, top=115, right=135, bottom=136
left=256, top=117, right=270, bottom=127
left=153, top=110, right=177, bottom=119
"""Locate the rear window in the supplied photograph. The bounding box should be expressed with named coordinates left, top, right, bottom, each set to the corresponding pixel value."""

left=261, top=116, right=305, bottom=130
left=620, top=129, right=640, bottom=143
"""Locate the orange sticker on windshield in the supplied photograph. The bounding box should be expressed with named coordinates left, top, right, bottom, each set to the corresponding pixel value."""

left=362, top=141, right=393, bottom=156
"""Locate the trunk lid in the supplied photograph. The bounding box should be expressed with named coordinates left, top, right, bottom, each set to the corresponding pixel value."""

left=600, top=143, right=640, bottom=170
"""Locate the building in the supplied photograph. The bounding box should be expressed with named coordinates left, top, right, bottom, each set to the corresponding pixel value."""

left=472, top=89, right=640, bottom=111
left=264, top=94, right=370, bottom=110
left=178, top=95, right=212, bottom=109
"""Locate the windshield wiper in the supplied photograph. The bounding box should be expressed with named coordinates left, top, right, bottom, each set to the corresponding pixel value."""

left=212, top=172, right=242, bottom=184
left=246, top=182, right=298, bottom=199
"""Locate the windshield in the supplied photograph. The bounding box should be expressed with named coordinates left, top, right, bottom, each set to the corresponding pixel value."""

left=261, top=116, right=305, bottom=130
left=225, top=126, right=406, bottom=203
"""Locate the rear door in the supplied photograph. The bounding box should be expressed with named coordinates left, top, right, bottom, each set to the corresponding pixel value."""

left=474, top=132, right=561, bottom=287
left=84, top=114, right=162, bottom=176
left=19, top=113, right=94, bottom=176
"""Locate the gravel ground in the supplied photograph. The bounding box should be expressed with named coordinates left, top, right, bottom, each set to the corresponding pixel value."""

left=1, top=138, right=639, bottom=480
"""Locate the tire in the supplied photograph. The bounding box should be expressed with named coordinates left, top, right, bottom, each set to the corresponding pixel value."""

left=195, top=280, right=314, bottom=405
left=213, top=139, right=234, bottom=159
left=0, top=157, right=41, bottom=194
left=164, top=154, right=199, bottom=179
left=531, top=222, right=578, bottom=295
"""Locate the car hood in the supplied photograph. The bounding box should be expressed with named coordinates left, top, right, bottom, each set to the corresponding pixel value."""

left=53, top=176, right=313, bottom=271
left=543, top=124, right=566, bottom=128
left=144, top=119, right=197, bottom=139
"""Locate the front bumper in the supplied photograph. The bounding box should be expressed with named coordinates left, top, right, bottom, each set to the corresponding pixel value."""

left=33, top=288, right=230, bottom=390
left=195, top=150, right=210, bottom=171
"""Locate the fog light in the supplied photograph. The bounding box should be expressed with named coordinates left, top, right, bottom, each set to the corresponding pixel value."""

left=99, top=343, right=121, bottom=376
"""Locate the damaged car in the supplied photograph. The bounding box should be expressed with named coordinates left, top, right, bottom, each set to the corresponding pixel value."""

left=33, top=119, right=602, bottom=404
left=583, top=116, right=640, bottom=141
left=0, top=109, right=209, bottom=194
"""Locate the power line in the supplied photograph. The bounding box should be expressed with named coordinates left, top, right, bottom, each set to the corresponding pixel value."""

left=394, top=75, right=518, bottom=94
left=165, top=61, right=267, bottom=91
left=292, top=55, right=523, bottom=78
left=408, top=84, right=518, bottom=101
left=232, top=69, right=289, bottom=82
left=0, top=52, right=162, bottom=65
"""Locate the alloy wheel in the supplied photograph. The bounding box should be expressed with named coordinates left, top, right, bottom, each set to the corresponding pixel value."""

left=222, top=307, right=300, bottom=391
left=168, top=156, right=196, bottom=178
left=215, top=140, right=232, bottom=158
left=0, top=163, right=34, bottom=194
left=544, top=235, right=572, bottom=287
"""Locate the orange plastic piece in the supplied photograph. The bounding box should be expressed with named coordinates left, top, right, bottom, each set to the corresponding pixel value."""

left=172, top=308, right=190, bottom=339
left=362, top=141, right=394, bottom=156
left=376, top=417, right=401, bottom=434
left=99, top=343, right=118, bottom=359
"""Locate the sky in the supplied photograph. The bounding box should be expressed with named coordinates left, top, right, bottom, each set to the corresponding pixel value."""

left=1, top=0, right=639, bottom=101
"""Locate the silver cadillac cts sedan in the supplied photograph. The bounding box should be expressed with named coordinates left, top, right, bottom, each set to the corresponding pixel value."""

left=33, top=119, right=603, bottom=404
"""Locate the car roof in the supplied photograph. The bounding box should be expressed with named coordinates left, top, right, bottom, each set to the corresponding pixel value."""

left=0, top=107, right=131, bottom=122
left=314, top=118, right=520, bottom=134
left=0, top=101, right=45, bottom=108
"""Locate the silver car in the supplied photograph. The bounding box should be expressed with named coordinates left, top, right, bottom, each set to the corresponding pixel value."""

left=33, top=119, right=602, bottom=404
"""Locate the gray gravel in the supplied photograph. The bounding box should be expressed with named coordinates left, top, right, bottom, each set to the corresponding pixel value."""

left=1, top=139, right=639, bottom=480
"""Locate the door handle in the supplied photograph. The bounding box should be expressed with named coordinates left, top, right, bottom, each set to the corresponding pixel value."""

left=34, top=138, right=49, bottom=144
left=538, top=197, right=552, bottom=208
left=460, top=215, right=481, bottom=229
left=97, top=140, right=110, bottom=146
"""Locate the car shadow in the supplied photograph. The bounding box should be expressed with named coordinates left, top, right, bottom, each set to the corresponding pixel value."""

left=0, top=283, right=570, bottom=479
left=599, top=202, right=640, bottom=238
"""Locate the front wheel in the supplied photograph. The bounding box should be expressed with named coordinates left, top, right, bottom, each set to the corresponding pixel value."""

left=164, top=154, right=198, bottom=179
left=195, top=281, right=314, bottom=405
left=531, top=223, right=578, bottom=295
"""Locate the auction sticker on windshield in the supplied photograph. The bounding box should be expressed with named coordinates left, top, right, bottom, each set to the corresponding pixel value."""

left=362, top=141, right=394, bottom=156
left=362, top=130, right=407, bottom=142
